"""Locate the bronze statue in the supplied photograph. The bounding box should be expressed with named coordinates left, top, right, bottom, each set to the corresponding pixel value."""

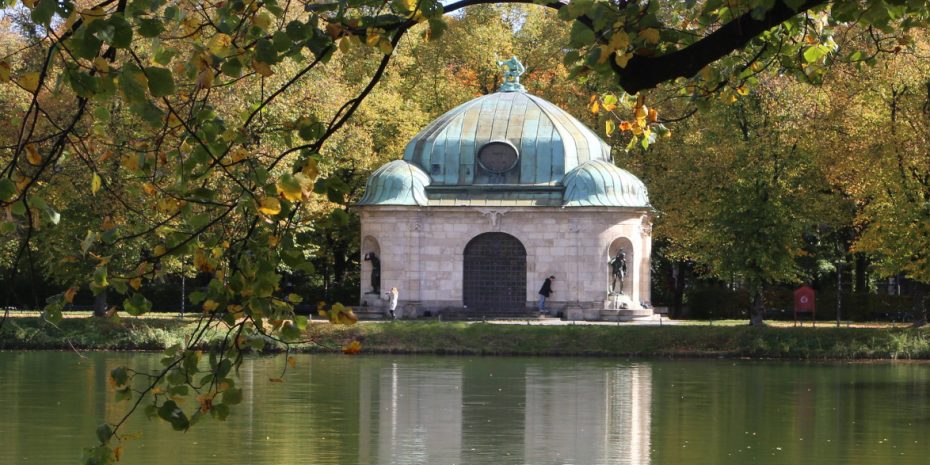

left=364, top=252, right=381, bottom=294
left=609, top=250, right=627, bottom=294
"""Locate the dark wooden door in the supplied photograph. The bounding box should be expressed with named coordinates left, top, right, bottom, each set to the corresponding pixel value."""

left=463, top=233, right=526, bottom=313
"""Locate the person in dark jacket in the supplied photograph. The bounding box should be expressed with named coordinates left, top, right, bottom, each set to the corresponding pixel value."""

left=538, top=276, right=555, bottom=314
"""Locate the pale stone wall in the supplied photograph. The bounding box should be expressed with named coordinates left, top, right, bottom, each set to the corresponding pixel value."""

left=358, top=206, right=652, bottom=315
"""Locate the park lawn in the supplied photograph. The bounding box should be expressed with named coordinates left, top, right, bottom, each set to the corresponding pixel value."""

left=2, top=313, right=930, bottom=360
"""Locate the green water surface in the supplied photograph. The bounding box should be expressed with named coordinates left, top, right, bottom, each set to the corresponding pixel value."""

left=1, top=352, right=929, bottom=464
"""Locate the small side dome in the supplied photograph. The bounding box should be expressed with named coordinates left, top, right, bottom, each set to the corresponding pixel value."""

left=358, top=160, right=430, bottom=206
left=562, top=160, right=650, bottom=207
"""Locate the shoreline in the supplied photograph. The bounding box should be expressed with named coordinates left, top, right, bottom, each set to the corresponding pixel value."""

left=2, top=316, right=930, bottom=360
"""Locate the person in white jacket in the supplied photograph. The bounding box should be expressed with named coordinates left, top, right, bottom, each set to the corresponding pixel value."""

left=386, top=287, right=399, bottom=320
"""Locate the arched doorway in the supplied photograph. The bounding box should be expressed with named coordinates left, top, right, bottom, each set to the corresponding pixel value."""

left=463, top=232, right=527, bottom=313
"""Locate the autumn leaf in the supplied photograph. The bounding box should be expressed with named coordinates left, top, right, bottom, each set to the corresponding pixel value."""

left=614, top=52, right=633, bottom=68
left=638, top=28, right=660, bottom=44
left=64, top=286, right=78, bottom=303
left=25, top=143, right=42, bottom=165
left=258, top=197, right=281, bottom=216
left=0, top=61, right=10, bottom=83
left=268, top=377, right=284, bottom=383
left=342, top=340, right=362, bottom=355
left=605, top=119, right=616, bottom=136
left=287, top=356, right=296, bottom=369
left=202, top=299, right=219, bottom=312
left=252, top=60, right=274, bottom=77
left=91, top=173, right=102, bottom=195
left=129, top=278, right=142, bottom=290
left=18, top=72, right=40, bottom=93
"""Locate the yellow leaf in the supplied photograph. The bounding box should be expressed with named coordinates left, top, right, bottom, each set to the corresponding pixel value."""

left=91, top=173, right=101, bottom=195
left=153, top=245, right=166, bottom=256
left=252, top=60, right=273, bottom=77
left=25, top=143, right=42, bottom=165
left=596, top=45, right=611, bottom=65
left=342, top=340, right=361, bottom=354
left=378, top=38, right=394, bottom=55
left=129, top=278, right=142, bottom=290
left=302, top=158, right=320, bottom=181
left=93, top=57, right=109, bottom=73
left=614, top=52, right=633, bottom=69
left=202, top=299, right=219, bottom=312
left=619, top=121, right=632, bottom=131
left=638, top=28, right=660, bottom=44
left=196, top=69, right=214, bottom=88
left=121, top=154, right=139, bottom=171
left=0, top=61, right=10, bottom=83
left=589, top=100, right=600, bottom=115
left=268, top=235, right=280, bottom=247
left=258, top=197, right=281, bottom=216
left=18, top=72, right=40, bottom=93
left=609, top=31, right=630, bottom=51
left=253, top=12, right=272, bottom=31
left=287, top=356, right=296, bottom=369
left=22, top=0, right=37, bottom=8
left=64, top=287, right=78, bottom=303
left=207, top=33, right=232, bottom=55
left=229, top=148, right=249, bottom=163
left=142, top=183, right=156, bottom=195
left=647, top=108, right=658, bottom=123
left=605, top=119, right=616, bottom=136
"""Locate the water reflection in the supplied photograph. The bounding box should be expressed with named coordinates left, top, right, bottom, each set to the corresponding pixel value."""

left=2, top=353, right=930, bottom=465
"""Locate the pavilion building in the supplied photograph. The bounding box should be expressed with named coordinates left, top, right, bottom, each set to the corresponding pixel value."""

left=356, top=59, right=654, bottom=320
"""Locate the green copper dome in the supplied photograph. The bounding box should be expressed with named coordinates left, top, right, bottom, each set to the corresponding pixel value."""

left=357, top=160, right=430, bottom=206
left=402, top=91, right=611, bottom=188
left=359, top=58, right=649, bottom=208
left=562, top=160, right=650, bottom=207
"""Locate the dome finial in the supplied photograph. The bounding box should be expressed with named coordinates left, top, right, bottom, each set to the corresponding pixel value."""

left=497, top=56, right=526, bottom=92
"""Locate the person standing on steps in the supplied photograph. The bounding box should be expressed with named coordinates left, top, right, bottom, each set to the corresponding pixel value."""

left=386, top=287, right=399, bottom=320
left=538, top=276, right=555, bottom=315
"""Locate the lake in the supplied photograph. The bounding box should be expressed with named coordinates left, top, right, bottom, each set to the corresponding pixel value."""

left=1, top=352, right=929, bottom=464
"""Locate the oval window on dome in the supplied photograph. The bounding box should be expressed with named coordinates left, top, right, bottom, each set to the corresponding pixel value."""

left=477, top=141, right=519, bottom=174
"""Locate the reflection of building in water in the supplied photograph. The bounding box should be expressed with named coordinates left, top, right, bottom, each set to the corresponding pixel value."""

left=359, top=362, right=463, bottom=465
left=361, top=361, right=652, bottom=465
left=523, top=364, right=652, bottom=465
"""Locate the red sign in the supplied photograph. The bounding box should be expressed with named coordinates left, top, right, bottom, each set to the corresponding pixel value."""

left=794, top=285, right=815, bottom=313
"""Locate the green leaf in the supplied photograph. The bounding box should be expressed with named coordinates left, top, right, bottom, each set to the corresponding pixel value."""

left=0, top=178, right=15, bottom=201
left=145, top=67, right=175, bottom=97
left=96, top=423, right=113, bottom=444
left=569, top=21, right=595, bottom=48
left=221, top=388, right=242, bottom=405
left=157, top=400, right=189, bottom=431
left=119, top=63, right=148, bottom=105
left=110, top=367, right=129, bottom=386
left=137, top=18, right=165, bottom=38
left=123, top=293, right=152, bottom=316
left=109, top=14, right=134, bottom=48
left=30, top=0, right=56, bottom=25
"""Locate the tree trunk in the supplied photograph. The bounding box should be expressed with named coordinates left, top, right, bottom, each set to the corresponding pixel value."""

left=749, top=287, right=765, bottom=326
left=912, top=282, right=928, bottom=327
left=854, top=254, right=868, bottom=293
left=93, top=289, right=108, bottom=317
left=671, top=260, right=686, bottom=319
left=836, top=262, right=843, bottom=328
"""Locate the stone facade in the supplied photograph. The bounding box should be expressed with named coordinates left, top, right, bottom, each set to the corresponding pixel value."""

left=359, top=205, right=652, bottom=317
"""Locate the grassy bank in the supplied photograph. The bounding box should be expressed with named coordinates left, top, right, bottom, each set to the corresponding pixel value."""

left=2, top=316, right=930, bottom=359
